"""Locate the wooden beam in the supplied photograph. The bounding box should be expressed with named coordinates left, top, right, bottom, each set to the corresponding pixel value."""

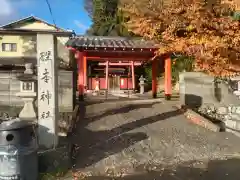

left=67, top=47, right=156, bottom=60
left=98, top=62, right=142, bottom=66
left=86, top=56, right=149, bottom=61
left=85, top=51, right=155, bottom=60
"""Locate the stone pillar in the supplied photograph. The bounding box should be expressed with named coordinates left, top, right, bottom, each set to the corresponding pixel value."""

left=105, top=60, right=109, bottom=98
left=83, top=55, right=87, bottom=90
left=179, top=72, right=185, bottom=106
left=37, top=34, right=59, bottom=148
left=164, top=56, right=172, bottom=100
left=77, top=52, right=84, bottom=101
left=131, top=61, right=135, bottom=91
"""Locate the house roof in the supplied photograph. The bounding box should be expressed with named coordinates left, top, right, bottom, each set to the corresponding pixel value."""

left=0, top=15, right=68, bottom=32
left=66, top=36, right=158, bottom=51
left=0, top=15, right=74, bottom=36
left=0, top=28, right=73, bottom=36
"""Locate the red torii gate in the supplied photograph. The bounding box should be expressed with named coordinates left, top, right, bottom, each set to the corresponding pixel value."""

left=66, top=36, right=172, bottom=100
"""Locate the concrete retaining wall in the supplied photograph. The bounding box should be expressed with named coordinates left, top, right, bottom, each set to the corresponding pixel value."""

left=0, top=70, right=73, bottom=111
left=179, top=72, right=240, bottom=132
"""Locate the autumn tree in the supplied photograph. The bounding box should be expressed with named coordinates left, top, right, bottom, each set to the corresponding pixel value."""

left=120, top=0, right=240, bottom=76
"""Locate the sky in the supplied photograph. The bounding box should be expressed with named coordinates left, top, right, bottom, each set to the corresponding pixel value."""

left=0, top=0, right=92, bottom=34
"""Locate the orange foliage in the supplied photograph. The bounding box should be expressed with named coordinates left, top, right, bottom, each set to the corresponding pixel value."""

left=120, top=0, right=240, bottom=76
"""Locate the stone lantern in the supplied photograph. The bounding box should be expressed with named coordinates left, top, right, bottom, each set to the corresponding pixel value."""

left=93, top=75, right=100, bottom=96
left=231, top=76, right=240, bottom=98
left=139, top=75, right=146, bottom=94
left=16, top=63, right=37, bottom=120
left=234, top=81, right=240, bottom=98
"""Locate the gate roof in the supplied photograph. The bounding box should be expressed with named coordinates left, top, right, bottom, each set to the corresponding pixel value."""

left=66, top=36, right=158, bottom=52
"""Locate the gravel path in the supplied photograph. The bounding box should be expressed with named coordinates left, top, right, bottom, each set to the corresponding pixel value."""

left=70, top=100, right=240, bottom=179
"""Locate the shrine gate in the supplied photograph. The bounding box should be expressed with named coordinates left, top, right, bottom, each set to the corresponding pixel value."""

left=66, top=36, right=172, bottom=100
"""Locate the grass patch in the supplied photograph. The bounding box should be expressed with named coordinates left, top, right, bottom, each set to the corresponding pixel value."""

left=39, top=168, right=71, bottom=180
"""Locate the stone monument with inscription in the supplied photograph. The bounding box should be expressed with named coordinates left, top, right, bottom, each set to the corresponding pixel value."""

left=37, top=34, right=59, bottom=149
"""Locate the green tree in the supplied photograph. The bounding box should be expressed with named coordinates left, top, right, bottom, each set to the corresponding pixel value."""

left=84, top=0, right=133, bottom=36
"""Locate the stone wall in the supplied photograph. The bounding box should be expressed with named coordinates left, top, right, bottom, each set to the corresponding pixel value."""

left=179, top=72, right=240, bottom=133
left=0, top=70, right=73, bottom=112
left=179, top=72, right=216, bottom=108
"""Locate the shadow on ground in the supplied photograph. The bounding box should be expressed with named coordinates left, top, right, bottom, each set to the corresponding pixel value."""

left=84, top=98, right=132, bottom=106
left=71, top=102, right=185, bottom=169
left=72, top=158, right=240, bottom=180
left=84, top=102, right=160, bottom=124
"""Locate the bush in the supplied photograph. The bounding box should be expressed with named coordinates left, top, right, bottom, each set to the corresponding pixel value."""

left=172, top=55, right=194, bottom=83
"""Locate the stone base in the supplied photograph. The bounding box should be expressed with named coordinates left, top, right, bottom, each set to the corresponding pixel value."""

left=16, top=92, right=37, bottom=119
left=78, top=95, right=84, bottom=101
left=226, top=128, right=240, bottom=138
left=92, top=91, right=98, bottom=96
left=38, top=140, right=72, bottom=174
left=152, top=92, right=157, bottom=98
left=165, top=94, right=171, bottom=100
left=225, top=118, right=240, bottom=130
left=19, top=102, right=37, bottom=119
left=140, top=86, right=145, bottom=94
left=233, top=91, right=240, bottom=98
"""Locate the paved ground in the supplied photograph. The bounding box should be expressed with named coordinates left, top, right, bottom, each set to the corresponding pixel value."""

left=69, top=99, right=240, bottom=179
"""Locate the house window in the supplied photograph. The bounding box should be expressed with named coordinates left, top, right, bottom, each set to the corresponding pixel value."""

left=2, top=43, right=17, bottom=52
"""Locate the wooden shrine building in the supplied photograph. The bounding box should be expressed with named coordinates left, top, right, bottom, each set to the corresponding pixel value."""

left=66, top=36, right=172, bottom=100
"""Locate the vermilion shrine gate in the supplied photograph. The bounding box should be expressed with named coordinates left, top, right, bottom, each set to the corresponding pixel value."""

left=66, top=36, right=172, bottom=100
